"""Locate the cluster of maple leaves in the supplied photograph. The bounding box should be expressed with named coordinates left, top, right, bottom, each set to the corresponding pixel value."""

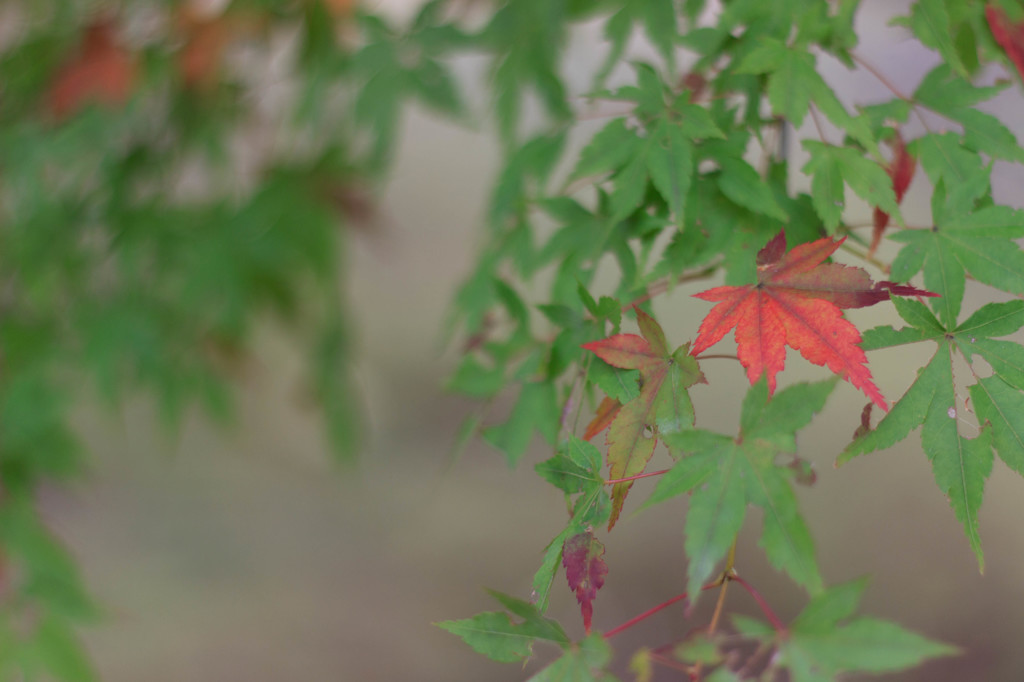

left=562, top=231, right=935, bottom=631
left=551, top=8, right=1024, bottom=633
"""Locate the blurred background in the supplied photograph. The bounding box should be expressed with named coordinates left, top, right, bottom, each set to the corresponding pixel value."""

left=3, top=1, right=1024, bottom=681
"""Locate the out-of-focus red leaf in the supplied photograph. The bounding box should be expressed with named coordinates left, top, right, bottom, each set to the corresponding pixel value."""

left=48, top=20, right=137, bottom=120
left=987, top=4, right=1024, bottom=82
left=583, top=395, right=621, bottom=441
left=562, top=531, right=608, bottom=634
left=176, top=8, right=232, bottom=90
left=692, top=231, right=937, bottom=409
left=322, top=0, right=358, bottom=19
left=870, top=132, right=916, bottom=257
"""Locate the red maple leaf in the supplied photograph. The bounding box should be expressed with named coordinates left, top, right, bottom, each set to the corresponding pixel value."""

left=562, top=530, right=608, bottom=634
left=870, top=131, right=916, bottom=257
left=691, top=231, right=937, bottom=410
left=987, top=4, right=1024, bottom=82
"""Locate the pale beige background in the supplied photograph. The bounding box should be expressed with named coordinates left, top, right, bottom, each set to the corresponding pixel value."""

left=46, top=3, right=1024, bottom=680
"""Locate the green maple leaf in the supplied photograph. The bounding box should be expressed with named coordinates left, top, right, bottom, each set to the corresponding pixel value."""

left=480, top=0, right=571, bottom=143
left=532, top=437, right=612, bottom=611
left=902, top=0, right=969, bottom=77
left=840, top=297, right=1024, bottom=569
left=594, top=0, right=679, bottom=87
left=436, top=590, right=569, bottom=663
left=652, top=379, right=835, bottom=604
left=889, top=205, right=1024, bottom=328
left=525, top=633, right=615, bottom=681
left=734, top=38, right=875, bottom=152
left=802, top=141, right=901, bottom=233
left=581, top=309, right=705, bottom=529
left=573, top=64, right=723, bottom=225
left=739, top=579, right=956, bottom=681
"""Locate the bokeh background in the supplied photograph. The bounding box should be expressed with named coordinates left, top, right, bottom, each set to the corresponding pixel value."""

left=24, top=1, right=1024, bottom=680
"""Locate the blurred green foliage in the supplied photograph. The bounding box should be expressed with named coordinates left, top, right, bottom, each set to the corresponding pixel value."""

left=0, top=0, right=402, bottom=676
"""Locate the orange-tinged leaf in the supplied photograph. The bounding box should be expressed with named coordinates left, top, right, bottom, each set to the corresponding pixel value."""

left=692, top=231, right=937, bottom=409
left=583, top=395, right=620, bottom=441
left=870, top=132, right=916, bottom=257
left=581, top=334, right=663, bottom=370
left=635, top=307, right=668, bottom=356
left=987, top=4, right=1024, bottom=82
left=605, top=385, right=660, bottom=528
left=583, top=312, right=704, bottom=528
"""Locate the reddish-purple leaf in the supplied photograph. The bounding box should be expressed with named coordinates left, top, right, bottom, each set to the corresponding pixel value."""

left=562, top=531, right=608, bottom=634
left=987, top=4, right=1024, bottom=82
left=870, top=133, right=916, bottom=257
left=692, top=231, right=937, bottom=409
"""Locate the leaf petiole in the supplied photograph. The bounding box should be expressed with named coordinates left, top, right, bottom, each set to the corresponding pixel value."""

left=603, top=582, right=719, bottom=639
left=604, top=468, right=670, bottom=485
left=730, top=574, right=787, bottom=633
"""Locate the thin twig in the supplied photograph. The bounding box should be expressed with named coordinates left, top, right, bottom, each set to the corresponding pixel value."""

left=849, top=52, right=912, bottom=102
left=838, top=241, right=890, bottom=274
left=626, top=264, right=722, bottom=311
left=849, top=51, right=938, bottom=134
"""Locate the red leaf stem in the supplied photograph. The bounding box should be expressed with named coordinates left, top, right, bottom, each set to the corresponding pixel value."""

left=603, top=468, right=670, bottom=485
left=730, top=574, right=786, bottom=632
left=603, top=583, right=718, bottom=639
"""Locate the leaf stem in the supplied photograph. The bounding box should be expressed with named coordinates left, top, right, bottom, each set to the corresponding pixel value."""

left=808, top=103, right=829, bottom=144
left=693, top=544, right=737, bottom=680
left=648, top=651, right=697, bottom=676
left=730, top=574, right=786, bottom=632
left=603, top=582, right=718, bottom=639
left=848, top=51, right=939, bottom=134
left=849, top=52, right=912, bottom=102
left=604, top=468, right=670, bottom=485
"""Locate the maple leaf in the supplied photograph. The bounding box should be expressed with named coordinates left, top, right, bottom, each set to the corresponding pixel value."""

left=562, top=531, right=608, bottom=634
left=870, top=132, right=916, bottom=257
left=583, top=395, right=620, bottom=441
left=582, top=309, right=705, bottom=529
left=691, top=231, right=937, bottom=409
left=986, top=4, right=1024, bottom=82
